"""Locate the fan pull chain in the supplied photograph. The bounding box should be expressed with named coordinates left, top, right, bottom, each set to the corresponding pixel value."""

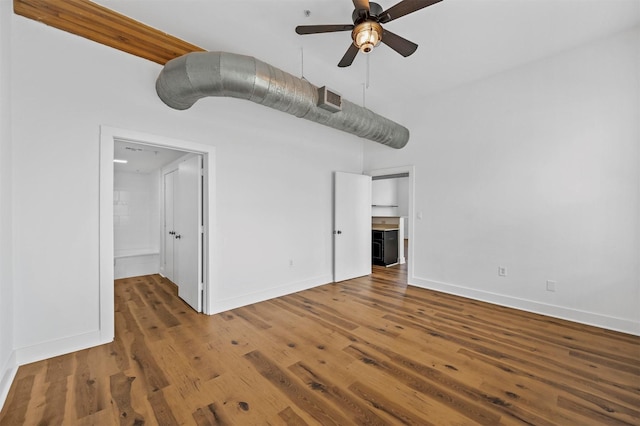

left=362, top=55, right=371, bottom=108
left=366, top=54, right=371, bottom=89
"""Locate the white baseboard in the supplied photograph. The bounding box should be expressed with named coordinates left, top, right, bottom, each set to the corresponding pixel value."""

left=15, top=330, right=111, bottom=367
left=1, top=331, right=113, bottom=411
left=410, top=275, right=640, bottom=336
left=210, top=274, right=333, bottom=314
left=0, top=350, right=17, bottom=412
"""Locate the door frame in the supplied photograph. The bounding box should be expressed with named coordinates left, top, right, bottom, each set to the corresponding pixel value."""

left=367, top=165, right=415, bottom=280
left=99, top=125, right=216, bottom=341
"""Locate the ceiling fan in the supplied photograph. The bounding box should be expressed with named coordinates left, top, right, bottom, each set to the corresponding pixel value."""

left=295, top=0, right=443, bottom=67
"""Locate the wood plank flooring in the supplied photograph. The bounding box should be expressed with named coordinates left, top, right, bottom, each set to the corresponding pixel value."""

left=2, top=263, right=639, bottom=425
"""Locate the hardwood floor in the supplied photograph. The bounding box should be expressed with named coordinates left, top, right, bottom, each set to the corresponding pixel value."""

left=2, top=263, right=639, bottom=425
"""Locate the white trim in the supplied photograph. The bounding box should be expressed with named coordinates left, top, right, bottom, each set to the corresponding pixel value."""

left=209, top=274, right=332, bottom=314
left=0, top=350, right=17, bottom=412
left=2, top=331, right=104, bottom=410
left=15, top=331, right=103, bottom=366
left=99, top=126, right=217, bottom=329
left=411, top=275, right=640, bottom=336
left=202, top=150, right=216, bottom=314
left=99, top=130, right=115, bottom=342
left=114, top=248, right=159, bottom=259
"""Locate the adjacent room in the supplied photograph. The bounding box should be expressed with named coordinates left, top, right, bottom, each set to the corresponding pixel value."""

left=1, top=0, right=638, bottom=424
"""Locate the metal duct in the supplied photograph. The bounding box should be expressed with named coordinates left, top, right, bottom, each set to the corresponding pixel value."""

left=156, top=52, right=409, bottom=149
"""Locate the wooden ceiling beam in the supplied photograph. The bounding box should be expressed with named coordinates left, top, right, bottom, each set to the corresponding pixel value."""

left=14, top=0, right=205, bottom=65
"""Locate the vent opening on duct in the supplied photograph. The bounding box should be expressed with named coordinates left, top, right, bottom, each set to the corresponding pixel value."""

left=317, top=86, right=342, bottom=113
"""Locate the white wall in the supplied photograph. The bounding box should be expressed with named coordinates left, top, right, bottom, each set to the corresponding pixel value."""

left=0, top=0, right=16, bottom=406
left=113, top=170, right=160, bottom=279
left=372, top=179, right=398, bottom=206
left=10, top=14, right=364, bottom=362
left=114, top=170, right=160, bottom=253
left=364, top=27, right=640, bottom=335
left=371, top=178, right=399, bottom=216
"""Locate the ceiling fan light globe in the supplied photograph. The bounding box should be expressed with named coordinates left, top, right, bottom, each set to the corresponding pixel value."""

left=353, top=21, right=382, bottom=53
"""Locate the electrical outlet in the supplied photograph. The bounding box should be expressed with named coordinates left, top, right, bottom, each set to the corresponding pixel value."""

left=546, top=280, right=556, bottom=292
left=498, top=266, right=507, bottom=277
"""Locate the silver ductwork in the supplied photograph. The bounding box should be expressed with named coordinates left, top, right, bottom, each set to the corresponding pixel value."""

left=156, top=52, right=409, bottom=149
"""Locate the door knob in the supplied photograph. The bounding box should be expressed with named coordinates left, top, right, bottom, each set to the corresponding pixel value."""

left=175, top=234, right=181, bottom=239
left=169, top=231, right=175, bottom=235
left=334, top=230, right=342, bottom=235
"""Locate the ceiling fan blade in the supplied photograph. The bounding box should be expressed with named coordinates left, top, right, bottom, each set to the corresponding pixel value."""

left=295, top=24, right=354, bottom=35
left=352, top=0, right=370, bottom=12
left=381, top=29, right=418, bottom=57
left=379, top=0, right=442, bottom=23
left=338, top=44, right=359, bottom=67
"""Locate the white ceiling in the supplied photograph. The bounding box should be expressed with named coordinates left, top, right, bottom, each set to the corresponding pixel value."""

left=96, top=0, right=639, bottom=111
left=114, top=141, right=187, bottom=174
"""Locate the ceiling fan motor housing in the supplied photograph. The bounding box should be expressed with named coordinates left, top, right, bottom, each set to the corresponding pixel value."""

left=352, top=2, right=384, bottom=22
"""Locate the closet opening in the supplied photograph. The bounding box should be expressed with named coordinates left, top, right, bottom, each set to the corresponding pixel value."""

left=113, top=141, right=204, bottom=312
left=100, top=126, right=216, bottom=342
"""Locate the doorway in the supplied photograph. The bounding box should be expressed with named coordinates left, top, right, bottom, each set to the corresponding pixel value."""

left=113, top=140, right=204, bottom=312
left=368, top=166, right=415, bottom=282
left=113, top=141, right=185, bottom=280
left=99, top=126, right=216, bottom=342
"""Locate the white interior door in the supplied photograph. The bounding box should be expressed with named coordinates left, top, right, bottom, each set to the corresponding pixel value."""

left=163, top=170, right=177, bottom=283
left=176, top=155, right=203, bottom=312
left=334, top=171, right=372, bottom=282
